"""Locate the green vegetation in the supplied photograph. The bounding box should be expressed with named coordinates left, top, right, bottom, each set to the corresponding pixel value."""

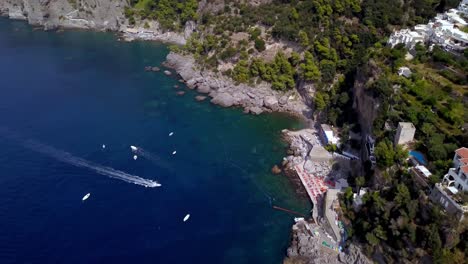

left=345, top=18, right=467, bottom=264
left=126, top=0, right=198, bottom=30
left=341, top=167, right=467, bottom=263
left=369, top=43, right=467, bottom=176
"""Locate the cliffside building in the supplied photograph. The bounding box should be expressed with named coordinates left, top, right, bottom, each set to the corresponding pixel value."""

left=430, top=147, right=468, bottom=221
left=394, top=122, right=416, bottom=146
left=320, top=124, right=339, bottom=145
left=442, top=147, right=468, bottom=192
left=388, top=0, right=468, bottom=52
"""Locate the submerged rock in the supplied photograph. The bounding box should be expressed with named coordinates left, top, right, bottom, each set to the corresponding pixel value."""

left=145, top=66, right=160, bottom=72
left=164, top=70, right=172, bottom=76
left=176, top=91, right=185, bottom=96
left=271, top=165, right=282, bottom=174
left=195, top=95, right=207, bottom=101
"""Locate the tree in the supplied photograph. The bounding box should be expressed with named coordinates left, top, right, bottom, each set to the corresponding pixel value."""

left=320, top=59, right=336, bottom=83
left=301, top=51, right=320, bottom=81
left=298, top=30, right=309, bottom=47
left=338, top=92, right=349, bottom=105
left=366, top=232, right=380, bottom=246
left=394, top=183, right=411, bottom=208
left=356, top=176, right=365, bottom=190
left=254, top=38, right=266, bottom=52
left=374, top=139, right=395, bottom=168
left=394, top=144, right=409, bottom=164
left=233, top=59, right=250, bottom=83
left=290, top=52, right=301, bottom=66
left=315, top=92, right=327, bottom=111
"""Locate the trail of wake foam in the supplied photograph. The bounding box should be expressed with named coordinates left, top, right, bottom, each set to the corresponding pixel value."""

left=0, top=127, right=160, bottom=188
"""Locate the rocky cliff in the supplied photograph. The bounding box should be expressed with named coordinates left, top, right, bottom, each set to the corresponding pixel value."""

left=0, top=0, right=127, bottom=30
left=285, top=219, right=372, bottom=264
left=352, top=60, right=382, bottom=136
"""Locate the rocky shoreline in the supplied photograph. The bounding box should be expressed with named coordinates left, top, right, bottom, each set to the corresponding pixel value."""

left=163, top=52, right=310, bottom=118
left=285, top=218, right=371, bottom=264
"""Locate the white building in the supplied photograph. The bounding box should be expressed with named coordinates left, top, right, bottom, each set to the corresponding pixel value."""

left=394, top=122, right=416, bottom=146
left=397, top=67, right=412, bottom=78
left=443, top=147, right=468, bottom=193
left=388, top=0, right=468, bottom=52
left=431, top=147, right=468, bottom=221
left=320, top=124, right=339, bottom=145
left=353, top=188, right=368, bottom=210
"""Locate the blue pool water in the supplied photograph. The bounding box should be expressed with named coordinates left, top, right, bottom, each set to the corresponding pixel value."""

left=0, top=18, right=310, bottom=263
left=409, top=150, right=428, bottom=165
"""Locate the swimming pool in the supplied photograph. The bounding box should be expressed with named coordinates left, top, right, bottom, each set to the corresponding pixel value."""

left=410, top=150, right=428, bottom=165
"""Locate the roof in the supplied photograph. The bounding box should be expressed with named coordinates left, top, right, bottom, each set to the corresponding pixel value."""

left=448, top=186, right=459, bottom=194
left=415, top=165, right=432, bottom=178
left=460, top=158, right=468, bottom=165
left=398, top=122, right=415, bottom=129
left=456, top=147, right=468, bottom=159
left=321, top=124, right=333, bottom=132
left=462, top=165, right=468, bottom=174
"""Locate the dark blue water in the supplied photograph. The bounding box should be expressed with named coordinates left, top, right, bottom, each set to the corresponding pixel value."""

left=0, top=19, right=310, bottom=263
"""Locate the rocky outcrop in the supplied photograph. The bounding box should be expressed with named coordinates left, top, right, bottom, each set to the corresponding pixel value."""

left=0, top=0, right=127, bottom=31
left=285, top=219, right=372, bottom=264
left=0, top=0, right=191, bottom=45
left=163, top=52, right=308, bottom=116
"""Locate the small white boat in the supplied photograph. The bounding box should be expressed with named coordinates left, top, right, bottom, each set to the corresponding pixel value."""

left=169, top=132, right=174, bottom=136
left=148, top=181, right=162, bottom=187
left=183, top=214, right=190, bottom=222
left=172, top=151, right=177, bottom=155
left=133, top=155, right=138, bottom=160
left=130, top=145, right=138, bottom=151
left=102, top=144, right=106, bottom=149
left=82, top=193, right=91, bottom=201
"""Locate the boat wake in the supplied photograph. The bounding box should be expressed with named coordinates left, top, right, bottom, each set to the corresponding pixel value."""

left=130, top=145, right=174, bottom=173
left=0, top=127, right=161, bottom=188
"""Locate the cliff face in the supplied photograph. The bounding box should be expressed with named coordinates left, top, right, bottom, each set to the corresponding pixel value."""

left=352, top=60, right=382, bottom=136
left=0, top=0, right=127, bottom=30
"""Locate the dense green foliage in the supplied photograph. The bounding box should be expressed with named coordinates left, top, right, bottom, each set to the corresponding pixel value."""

left=344, top=22, right=467, bottom=262
left=341, top=168, right=467, bottom=263
left=368, top=43, right=467, bottom=178
left=126, top=0, right=198, bottom=30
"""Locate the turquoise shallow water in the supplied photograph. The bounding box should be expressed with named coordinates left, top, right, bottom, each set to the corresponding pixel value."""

left=0, top=18, right=310, bottom=263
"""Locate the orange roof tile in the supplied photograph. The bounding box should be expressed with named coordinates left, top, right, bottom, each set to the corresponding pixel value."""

left=460, top=158, right=468, bottom=165
left=462, top=165, right=468, bottom=174
left=455, top=147, right=468, bottom=159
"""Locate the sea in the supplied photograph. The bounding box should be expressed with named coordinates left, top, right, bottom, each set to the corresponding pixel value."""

left=0, top=18, right=310, bottom=264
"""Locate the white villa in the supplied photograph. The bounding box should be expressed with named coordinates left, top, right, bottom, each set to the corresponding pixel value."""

left=443, top=147, right=468, bottom=193
left=388, top=0, right=468, bottom=52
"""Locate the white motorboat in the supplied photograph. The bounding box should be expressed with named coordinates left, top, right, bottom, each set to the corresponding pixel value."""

left=82, top=193, right=91, bottom=201
left=183, top=214, right=190, bottom=222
